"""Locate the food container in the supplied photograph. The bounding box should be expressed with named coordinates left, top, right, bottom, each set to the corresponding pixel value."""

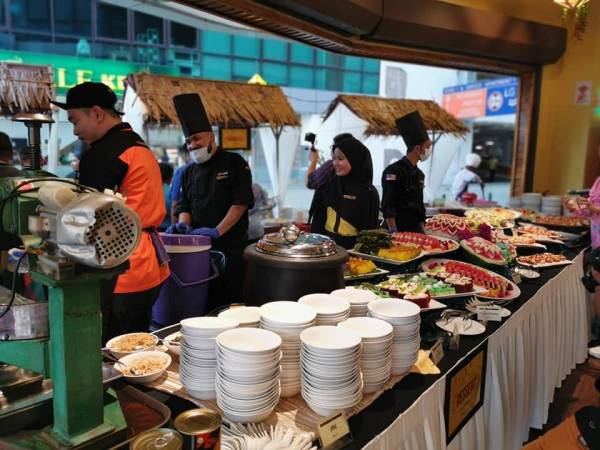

left=243, top=225, right=348, bottom=305
left=130, top=428, right=183, bottom=450
left=174, top=408, right=221, bottom=450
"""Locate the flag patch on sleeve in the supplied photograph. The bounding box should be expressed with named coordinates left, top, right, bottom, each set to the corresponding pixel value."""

left=385, top=174, right=397, bottom=181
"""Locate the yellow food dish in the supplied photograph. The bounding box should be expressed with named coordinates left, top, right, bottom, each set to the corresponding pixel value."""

left=348, top=257, right=377, bottom=275
left=378, top=244, right=421, bottom=261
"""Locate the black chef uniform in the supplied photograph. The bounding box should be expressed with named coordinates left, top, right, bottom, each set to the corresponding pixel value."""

left=173, top=94, right=254, bottom=307
left=381, top=111, right=429, bottom=232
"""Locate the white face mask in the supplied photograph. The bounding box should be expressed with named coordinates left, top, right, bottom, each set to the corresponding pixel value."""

left=189, top=145, right=213, bottom=164
left=419, top=146, right=432, bottom=162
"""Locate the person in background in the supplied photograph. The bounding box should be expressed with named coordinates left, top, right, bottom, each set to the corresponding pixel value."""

left=167, top=93, right=254, bottom=306
left=488, top=153, right=499, bottom=182
left=450, top=153, right=485, bottom=201
left=306, top=133, right=354, bottom=190
left=247, top=183, right=273, bottom=244
left=0, top=132, right=21, bottom=177
left=51, top=82, right=170, bottom=342
left=309, top=135, right=379, bottom=249
left=159, top=163, right=174, bottom=231
left=169, top=143, right=192, bottom=224
left=65, top=140, right=87, bottom=179
left=381, top=111, right=431, bottom=233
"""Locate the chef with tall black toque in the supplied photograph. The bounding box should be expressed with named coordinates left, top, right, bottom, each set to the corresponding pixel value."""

left=167, top=93, right=254, bottom=306
left=381, top=110, right=431, bottom=233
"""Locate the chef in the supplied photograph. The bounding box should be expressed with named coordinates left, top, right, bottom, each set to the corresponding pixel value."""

left=450, top=153, right=485, bottom=200
left=381, top=110, right=431, bottom=233
left=168, top=93, right=254, bottom=305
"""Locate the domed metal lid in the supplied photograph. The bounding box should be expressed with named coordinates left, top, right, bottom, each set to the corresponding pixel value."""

left=255, top=224, right=337, bottom=258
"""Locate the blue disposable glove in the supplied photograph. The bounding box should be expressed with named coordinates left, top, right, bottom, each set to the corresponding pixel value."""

left=388, top=227, right=398, bottom=234
left=165, top=222, right=194, bottom=234
left=191, top=227, right=220, bottom=240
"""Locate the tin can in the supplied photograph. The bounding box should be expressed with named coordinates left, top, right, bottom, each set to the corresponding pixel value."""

left=174, top=408, right=221, bottom=450
left=130, top=428, right=183, bottom=450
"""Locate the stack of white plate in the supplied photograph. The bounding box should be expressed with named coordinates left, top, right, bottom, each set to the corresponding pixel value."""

left=522, top=193, right=543, bottom=212
left=541, top=195, right=563, bottom=216
left=300, top=326, right=363, bottom=417
left=259, top=301, right=317, bottom=397
left=298, top=294, right=350, bottom=325
left=331, top=288, right=379, bottom=317
left=218, top=306, right=261, bottom=328
left=338, top=317, right=393, bottom=393
left=508, top=196, right=522, bottom=208
left=367, top=299, right=421, bottom=376
left=179, top=317, right=239, bottom=400
left=216, top=328, right=282, bottom=423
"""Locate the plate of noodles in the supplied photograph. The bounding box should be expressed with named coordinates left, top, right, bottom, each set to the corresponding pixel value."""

left=117, top=351, right=171, bottom=384
left=106, top=332, right=159, bottom=359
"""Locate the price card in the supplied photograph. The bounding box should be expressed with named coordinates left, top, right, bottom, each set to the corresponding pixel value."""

left=476, top=304, right=502, bottom=322
left=511, top=272, right=522, bottom=284
left=318, top=412, right=355, bottom=449
left=430, top=338, right=445, bottom=365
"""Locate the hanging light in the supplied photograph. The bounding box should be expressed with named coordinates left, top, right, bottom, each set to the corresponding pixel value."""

left=553, top=0, right=589, bottom=8
left=554, top=0, right=591, bottom=41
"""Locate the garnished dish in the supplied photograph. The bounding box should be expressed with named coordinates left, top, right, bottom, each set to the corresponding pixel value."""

left=514, top=208, right=539, bottom=222
left=106, top=332, right=158, bottom=358
left=351, top=230, right=425, bottom=265
left=421, top=259, right=520, bottom=300
left=516, top=224, right=563, bottom=242
left=377, top=243, right=422, bottom=261
left=533, top=215, right=590, bottom=228
left=378, top=273, right=483, bottom=302
left=464, top=208, right=516, bottom=230
left=460, top=236, right=507, bottom=266
left=391, top=232, right=459, bottom=254
left=344, top=257, right=389, bottom=280
left=517, top=253, right=571, bottom=268
left=425, top=214, right=471, bottom=240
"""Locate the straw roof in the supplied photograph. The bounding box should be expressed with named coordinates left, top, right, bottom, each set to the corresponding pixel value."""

left=322, top=95, right=469, bottom=137
left=0, top=63, right=53, bottom=115
left=126, top=73, right=299, bottom=128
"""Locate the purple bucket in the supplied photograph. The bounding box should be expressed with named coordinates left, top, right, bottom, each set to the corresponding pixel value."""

left=152, top=234, right=218, bottom=327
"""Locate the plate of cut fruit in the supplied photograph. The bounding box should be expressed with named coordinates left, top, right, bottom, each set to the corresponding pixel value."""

left=391, top=232, right=460, bottom=256
left=344, top=257, right=390, bottom=281
left=516, top=252, right=572, bottom=268
left=420, top=258, right=521, bottom=301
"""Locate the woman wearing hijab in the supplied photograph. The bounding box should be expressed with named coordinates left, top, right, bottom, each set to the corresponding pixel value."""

left=309, top=136, right=380, bottom=249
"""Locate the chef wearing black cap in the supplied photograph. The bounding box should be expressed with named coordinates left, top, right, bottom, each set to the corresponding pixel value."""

left=381, top=110, right=431, bottom=233
left=168, top=93, right=254, bottom=305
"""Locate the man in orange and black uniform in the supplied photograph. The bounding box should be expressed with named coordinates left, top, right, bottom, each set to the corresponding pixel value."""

left=168, top=93, right=254, bottom=307
left=51, top=82, right=170, bottom=341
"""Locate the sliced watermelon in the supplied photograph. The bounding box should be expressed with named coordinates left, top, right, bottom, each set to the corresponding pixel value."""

left=460, top=237, right=507, bottom=267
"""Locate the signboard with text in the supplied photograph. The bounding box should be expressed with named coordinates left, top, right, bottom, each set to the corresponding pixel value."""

left=219, top=128, right=251, bottom=150
left=442, top=77, right=519, bottom=119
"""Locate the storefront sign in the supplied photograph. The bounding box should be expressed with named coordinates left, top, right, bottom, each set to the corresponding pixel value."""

left=442, top=77, right=519, bottom=119
left=219, top=128, right=251, bottom=150
left=444, top=341, right=488, bottom=442
left=0, top=50, right=177, bottom=95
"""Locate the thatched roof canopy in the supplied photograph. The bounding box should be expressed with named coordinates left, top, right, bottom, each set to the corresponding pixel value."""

left=0, top=63, right=53, bottom=115
left=126, top=73, right=299, bottom=128
left=322, top=94, right=469, bottom=138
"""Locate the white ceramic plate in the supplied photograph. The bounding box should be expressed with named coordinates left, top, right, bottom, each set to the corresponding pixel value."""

left=347, top=249, right=426, bottom=266
left=435, top=317, right=486, bottom=336
left=218, top=306, right=261, bottom=325
left=344, top=268, right=390, bottom=281
left=367, top=298, right=421, bottom=319
left=515, top=267, right=540, bottom=279
left=516, top=259, right=572, bottom=268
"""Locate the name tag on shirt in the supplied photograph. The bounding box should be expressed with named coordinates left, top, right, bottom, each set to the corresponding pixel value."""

left=216, top=171, right=229, bottom=180
left=385, top=174, right=397, bottom=181
left=343, top=195, right=357, bottom=200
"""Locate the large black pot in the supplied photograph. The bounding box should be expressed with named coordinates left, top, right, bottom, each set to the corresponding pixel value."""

left=243, top=227, right=348, bottom=306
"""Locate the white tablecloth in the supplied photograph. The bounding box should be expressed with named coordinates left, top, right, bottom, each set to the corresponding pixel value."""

left=363, top=251, right=589, bottom=450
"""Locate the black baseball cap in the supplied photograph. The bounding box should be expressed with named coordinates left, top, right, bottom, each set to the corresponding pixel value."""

left=51, top=82, right=123, bottom=115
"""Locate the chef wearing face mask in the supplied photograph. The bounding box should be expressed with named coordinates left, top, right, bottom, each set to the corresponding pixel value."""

left=167, top=93, right=254, bottom=305
left=381, top=110, right=431, bottom=233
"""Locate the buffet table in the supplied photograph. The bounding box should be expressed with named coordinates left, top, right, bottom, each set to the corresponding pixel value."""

left=353, top=248, right=589, bottom=450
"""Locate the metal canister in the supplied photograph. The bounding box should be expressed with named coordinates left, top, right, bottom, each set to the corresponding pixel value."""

left=174, top=408, right=221, bottom=450
left=130, top=428, right=183, bottom=450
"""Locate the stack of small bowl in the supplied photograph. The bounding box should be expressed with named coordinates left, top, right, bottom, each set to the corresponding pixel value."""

left=541, top=195, right=563, bottom=216
left=338, top=317, right=394, bottom=393
left=521, top=192, right=543, bottom=213
left=216, top=328, right=282, bottom=423
left=367, top=299, right=421, bottom=376
left=218, top=306, right=261, bottom=328
left=259, top=301, right=317, bottom=397
left=298, top=294, right=350, bottom=325
left=300, top=326, right=363, bottom=417
left=331, top=288, right=379, bottom=317
left=179, top=317, right=239, bottom=400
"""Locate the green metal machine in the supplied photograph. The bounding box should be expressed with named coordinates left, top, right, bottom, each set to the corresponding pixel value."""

left=0, top=114, right=143, bottom=448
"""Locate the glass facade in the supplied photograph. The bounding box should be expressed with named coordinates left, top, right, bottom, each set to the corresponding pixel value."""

left=0, top=0, right=380, bottom=94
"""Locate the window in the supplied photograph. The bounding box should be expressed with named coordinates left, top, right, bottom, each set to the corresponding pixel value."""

left=0, top=1, right=5, bottom=27
left=11, top=0, right=51, bottom=31
left=343, top=72, right=361, bottom=93
left=203, top=55, right=231, bottom=80
left=233, top=58, right=258, bottom=81
left=93, top=42, right=131, bottom=61
left=135, top=12, right=163, bottom=44
left=344, top=56, right=362, bottom=71
left=202, top=30, right=231, bottom=55
left=14, top=32, right=50, bottom=52
left=316, top=68, right=343, bottom=91
left=133, top=44, right=163, bottom=65
left=97, top=3, right=127, bottom=40
left=315, top=50, right=343, bottom=68
left=363, top=58, right=380, bottom=73
left=263, top=39, right=287, bottom=61
left=363, top=74, right=380, bottom=94
left=233, top=35, right=259, bottom=58
left=290, top=66, right=313, bottom=89
left=170, top=22, right=196, bottom=48
left=53, top=37, right=80, bottom=56
left=53, top=0, right=91, bottom=35
left=262, top=62, right=287, bottom=85
left=290, top=43, right=313, bottom=64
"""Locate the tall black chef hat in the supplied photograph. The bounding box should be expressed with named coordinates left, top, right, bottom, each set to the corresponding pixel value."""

left=172, top=93, right=212, bottom=138
left=395, top=110, right=429, bottom=150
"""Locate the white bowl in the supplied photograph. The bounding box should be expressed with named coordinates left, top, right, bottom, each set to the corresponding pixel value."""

left=337, top=317, right=394, bottom=340
left=106, top=333, right=159, bottom=359
left=367, top=299, right=420, bottom=321
left=163, top=332, right=181, bottom=356
left=180, top=317, right=240, bottom=336
left=216, top=328, right=282, bottom=354
left=300, top=326, right=361, bottom=353
left=260, top=301, right=317, bottom=325
left=298, top=294, right=350, bottom=316
left=218, top=306, right=262, bottom=326
left=331, top=288, right=378, bottom=304
left=117, top=350, right=171, bottom=384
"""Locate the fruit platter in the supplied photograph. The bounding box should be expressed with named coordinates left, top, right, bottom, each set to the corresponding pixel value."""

left=391, top=232, right=459, bottom=255
left=460, top=236, right=508, bottom=266
left=532, top=215, right=590, bottom=229
left=425, top=214, right=471, bottom=240
left=515, top=224, right=564, bottom=243
left=349, top=230, right=426, bottom=265
left=344, top=257, right=390, bottom=281
left=378, top=273, right=487, bottom=303
left=492, top=230, right=547, bottom=249
left=420, top=258, right=521, bottom=301
left=464, top=208, right=517, bottom=229
left=516, top=252, right=572, bottom=268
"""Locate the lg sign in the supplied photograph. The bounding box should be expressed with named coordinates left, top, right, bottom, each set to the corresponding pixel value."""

left=442, top=77, right=519, bottom=119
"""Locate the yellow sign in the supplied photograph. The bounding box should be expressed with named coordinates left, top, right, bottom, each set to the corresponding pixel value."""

left=318, top=412, right=351, bottom=448
left=220, top=128, right=251, bottom=150
left=444, top=342, right=487, bottom=442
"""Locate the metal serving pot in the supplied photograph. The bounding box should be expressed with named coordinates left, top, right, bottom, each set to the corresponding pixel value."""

left=243, top=225, right=348, bottom=306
